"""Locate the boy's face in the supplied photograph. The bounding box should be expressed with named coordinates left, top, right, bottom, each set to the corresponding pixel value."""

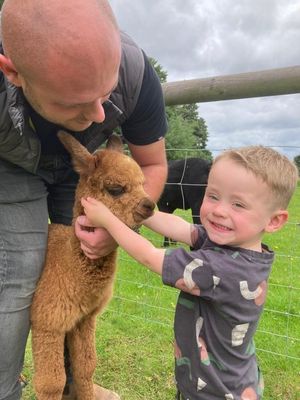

left=200, top=158, right=278, bottom=251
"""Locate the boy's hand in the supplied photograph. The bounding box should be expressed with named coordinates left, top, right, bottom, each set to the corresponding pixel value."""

left=80, top=197, right=112, bottom=228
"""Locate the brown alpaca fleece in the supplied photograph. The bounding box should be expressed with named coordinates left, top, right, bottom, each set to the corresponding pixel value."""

left=30, top=132, right=155, bottom=400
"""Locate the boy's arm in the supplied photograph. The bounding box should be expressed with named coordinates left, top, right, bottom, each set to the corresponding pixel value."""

left=81, top=197, right=165, bottom=275
left=143, top=211, right=193, bottom=247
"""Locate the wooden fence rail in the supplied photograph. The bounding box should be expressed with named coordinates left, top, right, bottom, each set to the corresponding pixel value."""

left=162, top=65, right=300, bottom=106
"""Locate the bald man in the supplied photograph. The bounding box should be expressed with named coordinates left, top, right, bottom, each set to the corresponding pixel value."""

left=0, top=0, right=168, bottom=399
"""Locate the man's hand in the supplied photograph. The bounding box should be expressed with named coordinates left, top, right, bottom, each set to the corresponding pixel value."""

left=75, top=215, right=117, bottom=259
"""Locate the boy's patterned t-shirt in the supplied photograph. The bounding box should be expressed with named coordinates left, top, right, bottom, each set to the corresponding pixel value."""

left=162, top=225, right=274, bottom=400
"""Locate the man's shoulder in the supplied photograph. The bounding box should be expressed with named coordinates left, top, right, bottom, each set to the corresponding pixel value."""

left=110, top=31, right=145, bottom=119
left=118, top=31, right=145, bottom=90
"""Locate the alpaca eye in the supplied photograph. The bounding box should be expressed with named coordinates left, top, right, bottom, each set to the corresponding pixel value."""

left=105, top=185, right=125, bottom=197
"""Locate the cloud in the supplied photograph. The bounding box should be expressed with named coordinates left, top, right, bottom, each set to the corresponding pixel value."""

left=201, top=95, right=300, bottom=159
left=110, top=0, right=300, bottom=159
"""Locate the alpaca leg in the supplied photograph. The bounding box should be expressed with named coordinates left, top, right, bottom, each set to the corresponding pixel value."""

left=67, top=316, right=97, bottom=400
left=32, top=329, right=66, bottom=400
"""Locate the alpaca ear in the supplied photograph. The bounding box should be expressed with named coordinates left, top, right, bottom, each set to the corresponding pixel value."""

left=106, top=133, right=124, bottom=153
left=264, top=210, right=289, bottom=233
left=57, top=131, right=97, bottom=176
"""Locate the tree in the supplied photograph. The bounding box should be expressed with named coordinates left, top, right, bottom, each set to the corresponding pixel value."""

left=148, top=57, right=167, bottom=83
left=294, top=155, right=300, bottom=176
left=150, top=58, right=212, bottom=161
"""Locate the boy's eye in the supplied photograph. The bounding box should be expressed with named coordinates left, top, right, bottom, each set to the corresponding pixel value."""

left=208, top=194, right=218, bottom=201
left=105, top=185, right=125, bottom=197
left=233, top=202, right=245, bottom=208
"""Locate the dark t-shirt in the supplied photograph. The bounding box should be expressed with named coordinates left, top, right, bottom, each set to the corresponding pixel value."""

left=29, top=53, right=167, bottom=155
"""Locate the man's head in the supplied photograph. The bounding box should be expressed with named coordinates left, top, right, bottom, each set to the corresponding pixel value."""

left=0, top=0, right=121, bottom=131
left=200, top=146, right=298, bottom=251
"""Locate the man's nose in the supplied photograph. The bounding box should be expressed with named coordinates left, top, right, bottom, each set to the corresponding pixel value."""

left=83, top=99, right=106, bottom=123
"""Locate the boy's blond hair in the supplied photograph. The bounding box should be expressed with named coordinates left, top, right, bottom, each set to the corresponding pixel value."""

left=214, top=145, right=299, bottom=209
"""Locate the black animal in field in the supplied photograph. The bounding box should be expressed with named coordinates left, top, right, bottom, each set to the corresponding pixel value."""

left=157, top=157, right=212, bottom=246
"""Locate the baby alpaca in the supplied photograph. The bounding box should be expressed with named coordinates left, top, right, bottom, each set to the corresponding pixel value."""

left=30, top=132, right=155, bottom=400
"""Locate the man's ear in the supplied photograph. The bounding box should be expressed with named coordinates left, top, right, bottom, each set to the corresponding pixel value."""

left=0, top=54, right=23, bottom=87
left=264, top=210, right=289, bottom=233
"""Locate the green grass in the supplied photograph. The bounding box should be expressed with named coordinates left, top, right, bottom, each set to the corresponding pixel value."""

left=22, top=184, right=300, bottom=399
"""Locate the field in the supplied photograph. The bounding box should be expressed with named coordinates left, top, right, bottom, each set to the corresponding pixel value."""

left=22, top=184, right=300, bottom=399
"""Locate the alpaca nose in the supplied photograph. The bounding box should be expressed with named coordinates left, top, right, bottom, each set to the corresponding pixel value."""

left=134, top=198, right=155, bottom=222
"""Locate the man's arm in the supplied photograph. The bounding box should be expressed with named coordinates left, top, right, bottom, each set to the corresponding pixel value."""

left=128, top=139, right=167, bottom=201
left=122, top=51, right=168, bottom=202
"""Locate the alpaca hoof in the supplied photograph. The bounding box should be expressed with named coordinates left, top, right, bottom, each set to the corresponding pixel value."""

left=61, top=383, right=120, bottom=400
left=94, top=384, right=121, bottom=400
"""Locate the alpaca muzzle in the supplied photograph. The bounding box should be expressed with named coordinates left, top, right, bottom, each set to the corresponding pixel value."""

left=133, top=198, right=155, bottom=223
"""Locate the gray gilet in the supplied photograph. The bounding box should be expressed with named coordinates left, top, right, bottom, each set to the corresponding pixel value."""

left=0, top=31, right=145, bottom=173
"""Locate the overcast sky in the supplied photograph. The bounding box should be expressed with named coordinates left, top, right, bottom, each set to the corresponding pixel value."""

left=110, top=0, right=300, bottom=159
